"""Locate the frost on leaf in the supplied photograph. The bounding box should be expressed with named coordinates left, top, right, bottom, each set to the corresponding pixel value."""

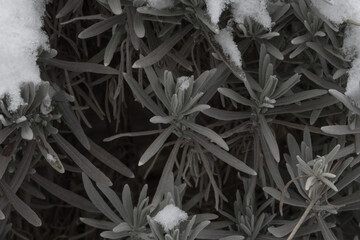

left=146, top=0, right=175, bottom=10
left=0, top=0, right=49, bottom=111
left=153, top=204, right=188, bottom=232
left=214, top=28, right=242, bottom=67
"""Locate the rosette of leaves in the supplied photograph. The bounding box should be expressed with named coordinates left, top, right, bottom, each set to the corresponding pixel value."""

left=0, top=82, right=117, bottom=228
left=218, top=182, right=275, bottom=240
left=264, top=127, right=360, bottom=240
left=80, top=173, right=151, bottom=239
left=120, top=66, right=256, bottom=209
left=147, top=186, right=213, bottom=240
left=204, top=44, right=330, bottom=192
left=0, top=82, right=64, bottom=173
left=234, top=3, right=291, bottom=61
left=81, top=172, right=216, bottom=240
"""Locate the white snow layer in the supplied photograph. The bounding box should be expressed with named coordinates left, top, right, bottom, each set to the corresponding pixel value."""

left=346, top=58, right=360, bottom=106
left=205, top=0, right=272, bottom=29
left=344, top=26, right=360, bottom=106
left=311, top=0, right=360, bottom=25
left=147, top=0, right=175, bottom=10
left=153, top=204, right=188, bottom=232
left=311, top=1, right=360, bottom=106
left=312, top=0, right=360, bottom=106
left=214, top=28, right=242, bottom=67
left=205, top=0, right=228, bottom=25
left=231, top=0, right=272, bottom=29
left=0, top=0, right=49, bottom=111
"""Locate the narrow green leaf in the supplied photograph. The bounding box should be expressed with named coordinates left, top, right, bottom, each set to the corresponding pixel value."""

left=218, top=88, right=256, bottom=107
left=188, top=132, right=256, bottom=175
left=138, top=125, right=175, bottom=166
left=53, top=134, right=112, bottom=186
left=104, top=29, right=122, bottom=66
left=43, top=58, right=120, bottom=75
left=108, top=0, right=122, bottom=15
left=80, top=217, right=116, bottom=230
left=0, top=180, right=41, bottom=227
left=31, top=173, right=98, bottom=213
left=82, top=173, right=120, bottom=222
left=144, top=65, right=171, bottom=110
left=88, top=139, right=135, bottom=178
left=57, top=101, right=91, bottom=150
left=181, top=120, right=229, bottom=151
left=259, top=115, right=280, bottom=162
left=132, top=25, right=192, bottom=68
left=329, top=89, right=360, bottom=115
left=275, top=89, right=328, bottom=106
left=316, top=216, right=337, bottom=240
left=123, top=72, right=166, bottom=117
left=202, top=108, right=251, bottom=121
left=272, top=74, right=301, bottom=99
left=56, top=0, right=81, bottom=18
left=321, top=125, right=360, bottom=135
left=78, top=14, right=126, bottom=39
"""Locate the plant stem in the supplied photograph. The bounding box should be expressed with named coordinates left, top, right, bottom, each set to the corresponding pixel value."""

left=287, top=197, right=317, bottom=240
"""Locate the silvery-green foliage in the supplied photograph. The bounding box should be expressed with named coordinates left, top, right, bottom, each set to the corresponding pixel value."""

left=219, top=180, right=275, bottom=240
left=322, top=89, right=360, bottom=154
left=0, top=82, right=64, bottom=173
left=81, top=173, right=151, bottom=239
left=81, top=172, right=215, bottom=240
left=264, top=127, right=360, bottom=239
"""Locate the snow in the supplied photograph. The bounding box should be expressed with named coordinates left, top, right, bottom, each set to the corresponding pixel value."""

left=345, top=57, right=360, bottom=107
left=205, top=0, right=229, bottom=25
left=343, top=25, right=360, bottom=59
left=205, top=0, right=272, bottom=29
left=344, top=25, right=360, bottom=106
left=311, top=0, right=360, bottom=25
left=231, top=0, right=272, bottom=29
left=177, top=76, right=191, bottom=91
left=214, top=28, right=242, bottom=67
left=153, top=204, right=188, bottom=232
left=147, top=0, right=175, bottom=10
left=311, top=1, right=360, bottom=107
left=0, top=0, right=49, bottom=111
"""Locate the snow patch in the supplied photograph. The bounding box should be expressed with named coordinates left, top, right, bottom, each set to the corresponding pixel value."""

left=205, top=0, right=229, bottom=25
left=147, top=0, right=175, bottom=10
left=0, top=0, right=49, bottom=111
left=231, top=0, right=272, bottom=29
left=345, top=57, right=360, bottom=107
left=311, top=0, right=360, bottom=25
left=214, top=28, right=242, bottom=67
left=153, top=204, right=188, bottom=232
left=177, top=77, right=191, bottom=91
left=205, top=0, right=272, bottom=28
left=312, top=1, right=360, bottom=107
